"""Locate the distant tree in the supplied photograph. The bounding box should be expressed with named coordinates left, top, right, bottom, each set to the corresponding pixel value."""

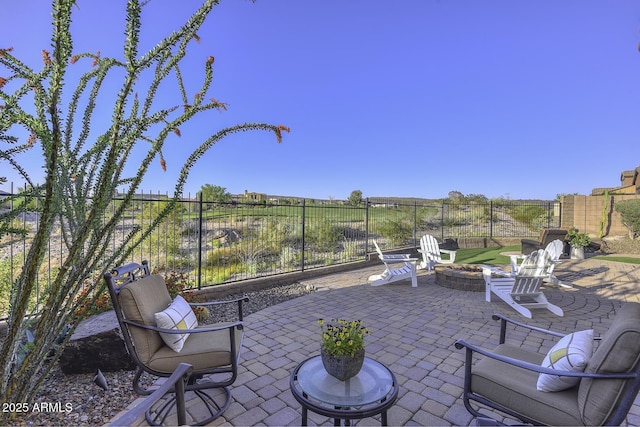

left=448, top=190, right=464, bottom=200
left=348, top=190, right=363, bottom=206
left=466, top=193, right=488, bottom=203
left=198, top=184, right=231, bottom=203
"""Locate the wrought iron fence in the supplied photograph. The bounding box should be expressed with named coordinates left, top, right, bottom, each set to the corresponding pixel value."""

left=0, top=188, right=560, bottom=318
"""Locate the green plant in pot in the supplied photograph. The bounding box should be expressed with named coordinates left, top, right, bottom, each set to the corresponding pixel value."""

left=567, top=227, right=590, bottom=259
left=318, top=319, right=369, bottom=381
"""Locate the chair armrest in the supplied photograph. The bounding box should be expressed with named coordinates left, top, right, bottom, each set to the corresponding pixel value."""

left=454, top=339, right=636, bottom=380
left=110, top=362, right=193, bottom=426
left=124, top=319, right=244, bottom=334
left=381, top=255, right=417, bottom=263
left=440, top=249, right=457, bottom=262
left=481, top=266, right=512, bottom=278
left=381, top=253, right=413, bottom=260
left=491, top=313, right=565, bottom=344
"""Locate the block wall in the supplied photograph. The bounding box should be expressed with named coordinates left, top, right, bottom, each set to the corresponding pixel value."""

left=560, top=194, right=640, bottom=238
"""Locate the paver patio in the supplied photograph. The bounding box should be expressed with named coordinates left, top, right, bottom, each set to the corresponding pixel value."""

left=115, top=256, right=640, bottom=426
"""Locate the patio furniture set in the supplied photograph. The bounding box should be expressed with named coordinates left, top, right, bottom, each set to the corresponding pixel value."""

left=103, top=232, right=640, bottom=426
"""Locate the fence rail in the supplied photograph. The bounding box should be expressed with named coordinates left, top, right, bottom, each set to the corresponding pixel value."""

left=0, top=190, right=560, bottom=318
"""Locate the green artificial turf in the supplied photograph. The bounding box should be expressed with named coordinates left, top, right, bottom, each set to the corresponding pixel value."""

left=454, top=245, right=520, bottom=266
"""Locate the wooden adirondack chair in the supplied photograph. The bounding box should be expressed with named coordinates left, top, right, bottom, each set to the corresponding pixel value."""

left=417, top=234, right=457, bottom=271
left=368, top=240, right=418, bottom=287
left=510, top=239, right=567, bottom=287
left=483, top=250, right=563, bottom=319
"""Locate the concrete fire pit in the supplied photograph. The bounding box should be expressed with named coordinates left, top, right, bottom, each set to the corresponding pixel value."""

left=433, top=264, right=495, bottom=292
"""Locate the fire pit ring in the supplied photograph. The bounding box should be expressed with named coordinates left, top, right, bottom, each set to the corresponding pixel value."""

left=433, top=264, right=491, bottom=292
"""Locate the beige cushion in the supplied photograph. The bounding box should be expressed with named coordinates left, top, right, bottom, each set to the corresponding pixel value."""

left=471, top=344, right=582, bottom=425
left=118, top=274, right=171, bottom=363
left=148, top=324, right=243, bottom=374
left=155, top=295, right=198, bottom=352
left=537, top=330, right=593, bottom=392
left=578, top=302, right=640, bottom=425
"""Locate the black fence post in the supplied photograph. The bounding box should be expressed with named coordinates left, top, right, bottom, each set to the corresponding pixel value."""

left=413, top=201, right=418, bottom=248
left=558, top=202, right=562, bottom=228
left=365, top=198, right=370, bottom=259
left=301, top=199, right=306, bottom=272
left=441, top=200, right=445, bottom=241
left=197, top=191, right=203, bottom=290
left=490, top=200, right=494, bottom=239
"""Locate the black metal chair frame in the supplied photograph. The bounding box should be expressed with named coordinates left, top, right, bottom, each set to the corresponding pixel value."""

left=455, top=314, right=640, bottom=426
left=104, top=260, right=248, bottom=426
left=111, top=362, right=193, bottom=426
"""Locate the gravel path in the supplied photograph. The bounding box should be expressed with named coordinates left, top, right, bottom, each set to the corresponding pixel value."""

left=12, top=282, right=315, bottom=426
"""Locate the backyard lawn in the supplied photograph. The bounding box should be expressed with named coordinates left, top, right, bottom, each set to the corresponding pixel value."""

left=454, top=245, right=520, bottom=265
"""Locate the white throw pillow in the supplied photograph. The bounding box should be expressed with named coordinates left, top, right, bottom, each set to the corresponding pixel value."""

left=154, top=295, right=198, bottom=352
left=537, top=329, right=593, bottom=392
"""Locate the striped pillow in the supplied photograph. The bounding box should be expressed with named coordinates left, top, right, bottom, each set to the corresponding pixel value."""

left=154, top=295, right=198, bottom=352
left=537, top=329, right=593, bottom=392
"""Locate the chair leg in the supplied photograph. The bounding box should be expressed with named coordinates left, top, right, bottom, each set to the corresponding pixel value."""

left=145, top=386, right=232, bottom=426
left=410, top=263, right=417, bottom=287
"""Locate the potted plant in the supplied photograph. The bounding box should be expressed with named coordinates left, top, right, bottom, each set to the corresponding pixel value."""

left=567, top=227, right=590, bottom=260
left=318, top=319, right=369, bottom=381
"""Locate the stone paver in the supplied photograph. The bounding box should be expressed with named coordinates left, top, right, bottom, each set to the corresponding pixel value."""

left=112, top=256, right=640, bottom=426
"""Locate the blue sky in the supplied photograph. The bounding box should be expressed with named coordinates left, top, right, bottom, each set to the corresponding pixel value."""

left=2, top=0, right=640, bottom=200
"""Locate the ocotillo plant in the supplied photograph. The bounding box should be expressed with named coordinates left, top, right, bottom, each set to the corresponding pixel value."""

left=0, top=0, right=288, bottom=415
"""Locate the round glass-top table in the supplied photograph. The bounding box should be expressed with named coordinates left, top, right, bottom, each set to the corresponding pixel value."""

left=290, top=356, right=398, bottom=426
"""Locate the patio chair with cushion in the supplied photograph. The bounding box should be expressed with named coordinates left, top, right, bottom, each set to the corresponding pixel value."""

left=454, top=302, right=640, bottom=426
left=521, top=228, right=568, bottom=255
left=104, top=260, right=247, bottom=425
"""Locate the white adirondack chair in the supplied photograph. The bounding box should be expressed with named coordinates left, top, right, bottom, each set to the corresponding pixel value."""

left=510, top=239, right=567, bottom=287
left=483, top=249, right=564, bottom=319
left=417, top=234, right=457, bottom=271
left=368, top=240, right=418, bottom=287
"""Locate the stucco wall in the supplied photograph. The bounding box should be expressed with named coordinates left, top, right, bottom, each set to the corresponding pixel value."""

left=560, top=194, right=640, bottom=238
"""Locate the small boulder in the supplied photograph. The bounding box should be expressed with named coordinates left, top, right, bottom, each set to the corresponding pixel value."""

left=59, top=310, right=135, bottom=374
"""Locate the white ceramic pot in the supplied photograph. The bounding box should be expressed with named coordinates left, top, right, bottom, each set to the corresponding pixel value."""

left=570, top=245, right=585, bottom=260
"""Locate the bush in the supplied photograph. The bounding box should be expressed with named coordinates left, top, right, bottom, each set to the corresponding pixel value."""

left=280, top=246, right=300, bottom=269
left=378, top=219, right=412, bottom=246
left=615, top=199, right=640, bottom=239
left=307, top=219, right=342, bottom=252
left=508, top=205, right=547, bottom=229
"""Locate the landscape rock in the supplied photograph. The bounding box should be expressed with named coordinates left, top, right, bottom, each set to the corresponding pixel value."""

left=59, top=310, right=135, bottom=374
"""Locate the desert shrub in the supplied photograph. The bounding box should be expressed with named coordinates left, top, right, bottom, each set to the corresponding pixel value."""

left=378, top=219, right=412, bottom=246
left=74, top=280, right=112, bottom=319
left=508, top=205, right=547, bottom=229
left=280, top=246, right=300, bottom=269
left=0, top=259, right=16, bottom=317
left=307, top=219, right=342, bottom=252
left=208, top=246, right=239, bottom=264
left=341, top=239, right=359, bottom=261
left=257, top=220, right=297, bottom=253
left=615, top=199, right=640, bottom=239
